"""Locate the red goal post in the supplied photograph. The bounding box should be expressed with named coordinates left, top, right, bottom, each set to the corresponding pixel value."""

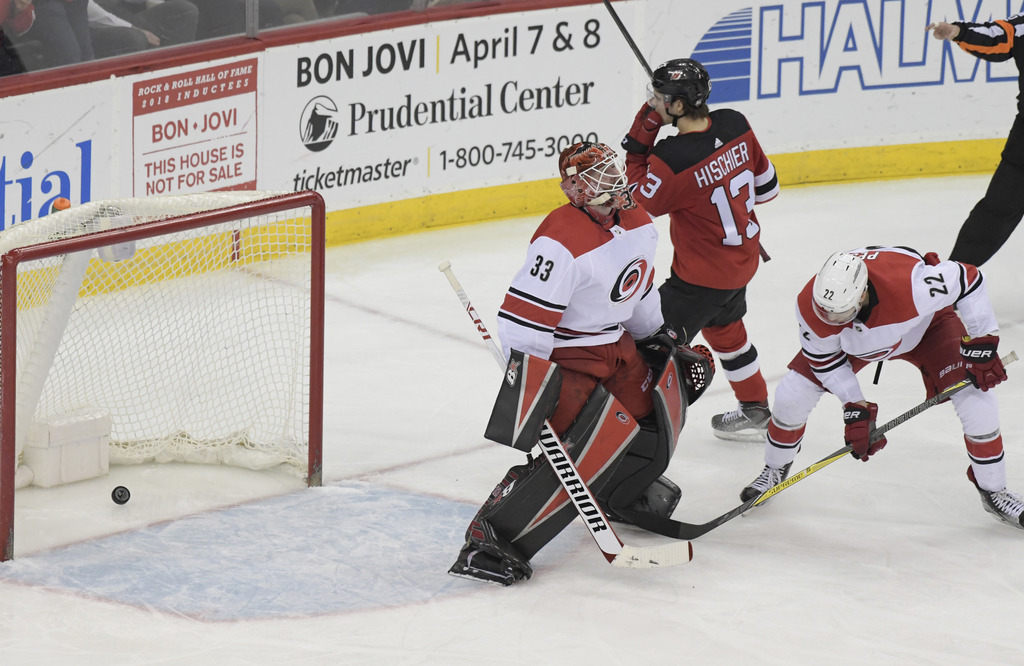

left=0, top=190, right=325, bottom=561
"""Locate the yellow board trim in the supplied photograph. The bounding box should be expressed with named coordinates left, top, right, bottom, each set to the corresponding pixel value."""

left=771, top=138, right=1004, bottom=185
left=11, top=138, right=1003, bottom=309
left=322, top=139, right=1005, bottom=246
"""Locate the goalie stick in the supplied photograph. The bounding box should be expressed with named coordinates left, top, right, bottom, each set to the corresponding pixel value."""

left=629, top=351, right=1019, bottom=540
left=438, top=260, right=693, bottom=569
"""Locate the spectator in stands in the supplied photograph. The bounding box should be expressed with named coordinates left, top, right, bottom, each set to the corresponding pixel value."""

left=8, top=0, right=93, bottom=69
left=16, top=0, right=93, bottom=67
left=272, top=0, right=317, bottom=25
left=324, top=1, right=416, bottom=16
left=89, top=0, right=197, bottom=58
left=0, top=0, right=34, bottom=76
left=189, top=0, right=318, bottom=38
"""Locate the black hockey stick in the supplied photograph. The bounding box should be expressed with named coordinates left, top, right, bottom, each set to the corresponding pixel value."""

left=439, top=260, right=693, bottom=568
left=631, top=351, right=1018, bottom=540
left=602, top=0, right=652, bottom=78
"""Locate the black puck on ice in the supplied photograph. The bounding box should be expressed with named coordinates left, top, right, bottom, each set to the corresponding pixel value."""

left=111, top=486, right=131, bottom=505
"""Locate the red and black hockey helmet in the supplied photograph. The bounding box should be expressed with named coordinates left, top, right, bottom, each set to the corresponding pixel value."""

left=651, top=58, right=712, bottom=109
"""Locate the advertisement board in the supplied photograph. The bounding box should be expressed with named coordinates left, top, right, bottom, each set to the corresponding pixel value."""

left=1, top=0, right=1021, bottom=234
left=131, top=59, right=260, bottom=196
left=0, top=86, right=113, bottom=230
left=644, top=0, right=1020, bottom=153
left=261, top=3, right=639, bottom=211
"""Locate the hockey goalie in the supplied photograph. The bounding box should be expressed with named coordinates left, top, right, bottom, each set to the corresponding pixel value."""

left=447, top=142, right=715, bottom=586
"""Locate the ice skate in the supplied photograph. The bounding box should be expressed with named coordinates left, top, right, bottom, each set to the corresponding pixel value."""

left=740, top=462, right=792, bottom=503
left=448, top=546, right=532, bottom=586
left=712, top=401, right=771, bottom=442
left=968, top=467, right=1024, bottom=531
left=447, top=519, right=533, bottom=586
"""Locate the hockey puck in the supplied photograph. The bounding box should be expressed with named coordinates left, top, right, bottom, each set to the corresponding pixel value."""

left=111, top=486, right=130, bottom=505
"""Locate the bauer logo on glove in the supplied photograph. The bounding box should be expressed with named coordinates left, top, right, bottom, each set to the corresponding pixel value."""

left=960, top=335, right=1007, bottom=392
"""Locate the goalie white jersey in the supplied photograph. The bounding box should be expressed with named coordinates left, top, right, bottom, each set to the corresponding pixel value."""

left=794, top=246, right=998, bottom=404
left=496, top=203, right=663, bottom=360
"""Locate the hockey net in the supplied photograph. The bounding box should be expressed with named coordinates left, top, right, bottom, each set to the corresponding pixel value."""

left=0, top=190, right=325, bottom=559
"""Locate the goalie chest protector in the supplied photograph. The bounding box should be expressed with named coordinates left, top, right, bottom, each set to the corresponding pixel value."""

left=485, top=350, right=562, bottom=452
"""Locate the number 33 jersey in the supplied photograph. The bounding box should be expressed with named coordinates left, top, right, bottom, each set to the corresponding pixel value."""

left=626, top=108, right=778, bottom=290
left=496, top=204, right=663, bottom=361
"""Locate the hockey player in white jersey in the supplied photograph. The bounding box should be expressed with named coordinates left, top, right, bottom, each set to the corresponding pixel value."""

left=448, top=142, right=714, bottom=585
left=741, top=246, right=1024, bottom=530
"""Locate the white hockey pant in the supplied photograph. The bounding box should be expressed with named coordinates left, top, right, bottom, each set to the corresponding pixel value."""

left=951, top=385, right=1006, bottom=491
left=765, top=370, right=1007, bottom=488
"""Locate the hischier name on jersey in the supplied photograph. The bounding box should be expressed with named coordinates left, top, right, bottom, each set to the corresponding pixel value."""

left=630, top=108, right=778, bottom=291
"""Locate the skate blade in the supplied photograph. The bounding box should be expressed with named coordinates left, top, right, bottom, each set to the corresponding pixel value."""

left=712, top=429, right=767, bottom=443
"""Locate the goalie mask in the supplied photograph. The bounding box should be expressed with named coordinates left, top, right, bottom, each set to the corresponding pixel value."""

left=812, top=251, right=868, bottom=325
left=558, top=142, right=636, bottom=210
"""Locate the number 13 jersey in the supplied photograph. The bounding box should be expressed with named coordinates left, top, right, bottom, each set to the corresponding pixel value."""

left=626, top=108, right=779, bottom=289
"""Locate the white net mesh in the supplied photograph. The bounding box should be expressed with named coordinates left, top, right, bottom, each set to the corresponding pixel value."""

left=2, top=191, right=316, bottom=484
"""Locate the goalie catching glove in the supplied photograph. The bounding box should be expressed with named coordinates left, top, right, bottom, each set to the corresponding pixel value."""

left=843, top=401, right=887, bottom=462
left=961, top=335, right=1006, bottom=392
left=634, top=325, right=715, bottom=405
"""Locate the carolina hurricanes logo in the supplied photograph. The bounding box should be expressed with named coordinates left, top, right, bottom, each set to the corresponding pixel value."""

left=505, top=359, right=521, bottom=386
left=610, top=258, right=648, bottom=303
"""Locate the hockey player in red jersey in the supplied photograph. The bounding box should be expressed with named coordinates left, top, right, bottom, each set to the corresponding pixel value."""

left=621, top=58, right=780, bottom=443
left=741, top=247, right=1024, bottom=531
left=448, top=142, right=714, bottom=585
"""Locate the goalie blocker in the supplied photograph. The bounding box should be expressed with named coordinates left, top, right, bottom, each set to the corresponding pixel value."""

left=449, top=343, right=713, bottom=585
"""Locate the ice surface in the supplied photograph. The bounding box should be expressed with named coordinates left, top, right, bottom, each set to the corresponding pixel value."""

left=2, top=175, right=1024, bottom=664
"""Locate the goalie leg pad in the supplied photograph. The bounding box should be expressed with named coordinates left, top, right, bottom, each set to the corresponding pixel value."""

left=468, top=385, right=639, bottom=560
left=599, top=417, right=676, bottom=518
left=598, top=354, right=689, bottom=522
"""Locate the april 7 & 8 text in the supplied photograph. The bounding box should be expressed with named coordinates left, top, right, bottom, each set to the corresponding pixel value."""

left=436, top=131, right=599, bottom=170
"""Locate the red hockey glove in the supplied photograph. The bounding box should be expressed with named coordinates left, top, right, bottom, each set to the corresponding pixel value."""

left=621, top=104, right=663, bottom=155
left=961, top=335, right=1006, bottom=391
left=843, top=402, right=886, bottom=462
left=923, top=252, right=941, bottom=266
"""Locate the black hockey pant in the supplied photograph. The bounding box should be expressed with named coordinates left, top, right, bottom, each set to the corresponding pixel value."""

left=949, top=112, right=1024, bottom=267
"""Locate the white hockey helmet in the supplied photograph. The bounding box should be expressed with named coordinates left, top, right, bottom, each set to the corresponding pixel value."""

left=811, top=251, right=868, bottom=325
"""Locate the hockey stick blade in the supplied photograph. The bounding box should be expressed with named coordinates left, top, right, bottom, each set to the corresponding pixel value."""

left=638, top=351, right=1019, bottom=540
left=614, top=541, right=693, bottom=569
left=439, top=260, right=693, bottom=568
